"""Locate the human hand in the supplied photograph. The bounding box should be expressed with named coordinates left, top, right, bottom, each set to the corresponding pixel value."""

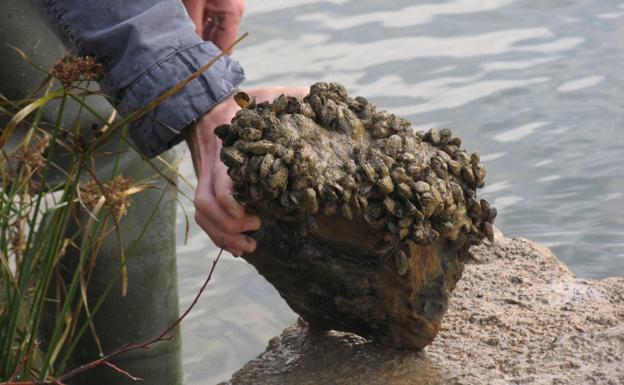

left=182, top=0, right=245, bottom=53
left=186, top=87, right=309, bottom=256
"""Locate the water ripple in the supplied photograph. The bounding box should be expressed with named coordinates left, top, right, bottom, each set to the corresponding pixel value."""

left=238, top=28, right=583, bottom=80
left=296, top=0, right=517, bottom=29
left=557, top=75, right=605, bottom=92
left=493, top=121, right=549, bottom=142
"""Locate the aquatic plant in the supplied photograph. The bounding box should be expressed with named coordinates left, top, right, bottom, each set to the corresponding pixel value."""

left=0, top=34, right=246, bottom=384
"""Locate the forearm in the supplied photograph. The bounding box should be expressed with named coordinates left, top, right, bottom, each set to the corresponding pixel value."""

left=32, top=0, right=245, bottom=157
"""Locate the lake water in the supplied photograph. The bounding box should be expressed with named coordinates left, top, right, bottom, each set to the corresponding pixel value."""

left=176, top=0, right=624, bottom=383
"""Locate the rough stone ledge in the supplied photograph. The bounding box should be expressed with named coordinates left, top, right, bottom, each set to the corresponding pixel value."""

left=219, top=230, right=624, bottom=385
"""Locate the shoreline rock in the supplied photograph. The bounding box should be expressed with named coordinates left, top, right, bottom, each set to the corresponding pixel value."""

left=220, top=230, right=624, bottom=385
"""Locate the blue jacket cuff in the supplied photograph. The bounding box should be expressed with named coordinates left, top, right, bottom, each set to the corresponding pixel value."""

left=114, top=41, right=245, bottom=158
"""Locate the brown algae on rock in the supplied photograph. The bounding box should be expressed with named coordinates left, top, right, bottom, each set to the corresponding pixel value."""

left=215, top=82, right=497, bottom=349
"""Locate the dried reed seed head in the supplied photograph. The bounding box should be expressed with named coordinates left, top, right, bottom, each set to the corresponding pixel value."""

left=51, top=54, right=104, bottom=87
left=10, top=134, right=50, bottom=175
left=219, top=82, right=496, bottom=254
left=25, top=135, right=50, bottom=171
left=81, top=175, right=133, bottom=219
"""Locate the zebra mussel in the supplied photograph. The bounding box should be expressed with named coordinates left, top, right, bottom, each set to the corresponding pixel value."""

left=216, top=82, right=497, bottom=275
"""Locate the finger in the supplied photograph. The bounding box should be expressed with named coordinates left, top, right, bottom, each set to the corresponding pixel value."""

left=203, top=20, right=218, bottom=44
left=204, top=20, right=239, bottom=53
left=213, top=26, right=240, bottom=54
left=203, top=13, right=241, bottom=53
left=212, top=164, right=245, bottom=220
left=248, top=87, right=310, bottom=103
left=195, top=211, right=257, bottom=252
left=195, top=188, right=260, bottom=235
left=232, top=235, right=258, bottom=257
left=182, top=0, right=205, bottom=37
left=195, top=203, right=258, bottom=253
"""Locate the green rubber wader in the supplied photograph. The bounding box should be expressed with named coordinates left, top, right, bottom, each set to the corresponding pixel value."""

left=0, top=3, right=183, bottom=384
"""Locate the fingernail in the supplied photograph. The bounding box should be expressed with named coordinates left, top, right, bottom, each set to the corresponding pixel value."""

left=244, top=217, right=261, bottom=232
left=235, top=239, right=251, bottom=251
left=245, top=236, right=257, bottom=252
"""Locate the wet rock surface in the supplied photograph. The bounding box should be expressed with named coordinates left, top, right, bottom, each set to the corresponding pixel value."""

left=219, top=231, right=624, bottom=385
left=217, top=83, right=496, bottom=349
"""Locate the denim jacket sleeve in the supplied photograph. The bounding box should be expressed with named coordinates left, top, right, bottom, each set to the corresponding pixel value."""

left=32, top=0, right=245, bottom=158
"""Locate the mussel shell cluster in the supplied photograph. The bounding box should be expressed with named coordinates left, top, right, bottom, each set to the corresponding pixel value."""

left=215, top=82, right=496, bottom=260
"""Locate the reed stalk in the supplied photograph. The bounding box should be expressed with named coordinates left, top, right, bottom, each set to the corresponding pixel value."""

left=0, top=33, right=246, bottom=383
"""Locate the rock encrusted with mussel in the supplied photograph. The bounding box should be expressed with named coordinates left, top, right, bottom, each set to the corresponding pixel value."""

left=215, top=83, right=496, bottom=349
